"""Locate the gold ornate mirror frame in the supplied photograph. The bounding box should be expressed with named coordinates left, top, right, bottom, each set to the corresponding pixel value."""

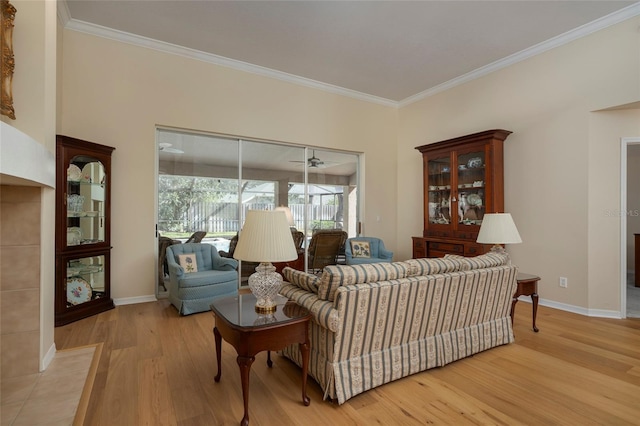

left=1, top=0, right=16, bottom=120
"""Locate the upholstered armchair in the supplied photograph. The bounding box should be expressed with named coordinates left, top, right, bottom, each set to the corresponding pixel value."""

left=344, top=237, right=393, bottom=265
left=166, top=243, right=238, bottom=315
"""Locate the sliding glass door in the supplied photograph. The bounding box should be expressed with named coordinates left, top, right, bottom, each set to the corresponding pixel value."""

left=156, top=128, right=361, bottom=295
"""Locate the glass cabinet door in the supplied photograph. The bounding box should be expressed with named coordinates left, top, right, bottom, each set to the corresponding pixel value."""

left=65, top=255, right=107, bottom=307
left=66, top=156, right=106, bottom=247
left=427, top=156, right=451, bottom=225
left=456, top=151, right=486, bottom=226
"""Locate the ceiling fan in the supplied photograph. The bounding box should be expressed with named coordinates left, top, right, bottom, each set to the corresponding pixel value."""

left=158, top=142, right=184, bottom=154
left=290, top=150, right=327, bottom=168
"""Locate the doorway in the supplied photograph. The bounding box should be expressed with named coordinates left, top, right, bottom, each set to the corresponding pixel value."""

left=621, top=138, right=640, bottom=318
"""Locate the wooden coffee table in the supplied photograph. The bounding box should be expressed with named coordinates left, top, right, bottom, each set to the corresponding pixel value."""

left=211, top=294, right=311, bottom=426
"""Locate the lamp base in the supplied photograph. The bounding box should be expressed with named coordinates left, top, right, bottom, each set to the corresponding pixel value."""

left=248, top=262, right=282, bottom=314
left=489, top=244, right=512, bottom=264
left=254, top=305, right=277, bottom=314
left=489, top=244, right=506, bottom=254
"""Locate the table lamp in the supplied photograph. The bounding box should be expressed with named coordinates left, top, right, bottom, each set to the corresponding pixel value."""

left=476, top=213, right=522, bottom=257
left=233, top=210, right=298, bottom=313
left=274, top=206, right=296, bottom=229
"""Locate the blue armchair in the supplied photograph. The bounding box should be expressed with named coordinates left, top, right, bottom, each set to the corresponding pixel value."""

left=166, top=243, right=238, bottom=315
left=344, top=237, right=393, bottom=265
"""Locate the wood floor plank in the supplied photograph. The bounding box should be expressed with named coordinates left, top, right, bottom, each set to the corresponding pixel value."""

left=138, top=357, right=178, bottom=426
left=54, top=301, right=640, bottom=425
left=100, top=346, right=139, bottom=425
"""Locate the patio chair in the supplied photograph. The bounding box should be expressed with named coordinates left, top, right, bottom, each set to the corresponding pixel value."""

left=185, top=231, right=207, bottom=243
left=158, top=235, right=181, bottom=291
left=307, top=229, right=348, bottom=273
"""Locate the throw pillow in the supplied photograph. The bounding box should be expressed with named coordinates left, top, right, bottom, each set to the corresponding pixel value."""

left=405, top=257, right=463, bottom=276
left=459, top=252, right=509, bottom=270
left=350, top=240, right=371, bottom=258
left=178, top=253, right=198, bottom=273
left=317, top=262, right=411, bottom=301
left=444, top=254, right=471, bottom=271
left=282, top=267, right=320, bottom=293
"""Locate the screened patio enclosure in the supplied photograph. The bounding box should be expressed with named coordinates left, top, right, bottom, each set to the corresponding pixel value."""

left=156, top=128, right=361, bottom=294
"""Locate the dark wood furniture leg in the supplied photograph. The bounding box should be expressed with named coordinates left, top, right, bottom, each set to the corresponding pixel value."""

left=513, top=273, right=541, bottom=333
left=214, top=326, right=222, bottom=382
left=300, top=340, right=310, bottom=406
left=237, top=355, right=255, bottom=426
left=531, top=292, right=539, bottom=332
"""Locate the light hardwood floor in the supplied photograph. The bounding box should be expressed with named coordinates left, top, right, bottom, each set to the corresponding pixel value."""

left=54, top=299, right=640, bottom=425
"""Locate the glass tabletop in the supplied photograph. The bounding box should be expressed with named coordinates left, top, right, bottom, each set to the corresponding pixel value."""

left=210, top=293, right=309, bottom=328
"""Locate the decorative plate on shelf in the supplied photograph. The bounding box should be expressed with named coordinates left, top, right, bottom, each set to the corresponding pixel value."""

left=67, top=164, right=82, bottom=182
left=67, top=277, right=92, bottom=305
left=467, top=157, right=483, bottom=168
left=467, top=193, right=482, bottom=206
left=67, top=227, right=82, bottom=246
left=81, top=164, right=93, bottom=183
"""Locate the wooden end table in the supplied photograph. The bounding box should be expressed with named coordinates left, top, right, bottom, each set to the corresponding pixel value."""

left=511, top=272, right=540, bottom=332
left=211, top=294, right=311, bottom=426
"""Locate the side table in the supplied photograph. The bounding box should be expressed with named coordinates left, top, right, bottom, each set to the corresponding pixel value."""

left=511, top=272, right=540, bottom=332
left=211, top=294, right=311, bottom=426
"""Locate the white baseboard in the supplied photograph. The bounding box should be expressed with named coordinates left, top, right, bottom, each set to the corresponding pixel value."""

left=540, top=298, right=622, bottom=318
left=113, top=295, right=157, bottom=306
left=113, top=294, right=624, bottom=317
left=41, top=342, right=56, bottom=372
left=518, top=296, right=622, bottom=319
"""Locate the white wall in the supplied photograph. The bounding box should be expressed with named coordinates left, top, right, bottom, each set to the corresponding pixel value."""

left=0, top=0, right=57, bottom=369
left=59, top=12, right=640, bottom=315
left=587, top=109, right=640, bottom=314
left=59, top=29, right=398, bottom=301
left=398, top=16, right=640, bottom=315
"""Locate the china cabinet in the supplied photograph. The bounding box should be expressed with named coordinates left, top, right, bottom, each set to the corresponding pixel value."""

left=55, top=135, right=114, bottom=326
left=413, top=129, right=511, bottom=258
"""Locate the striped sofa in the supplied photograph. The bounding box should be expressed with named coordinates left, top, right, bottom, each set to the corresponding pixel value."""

left=279, top=253, right=518, bottom=404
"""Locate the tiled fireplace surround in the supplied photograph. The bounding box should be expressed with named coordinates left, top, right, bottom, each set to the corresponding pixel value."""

left=0, top=126, right=93, bottom=423
left=0, top=122, right=56, bottom=394
left=0, top=185, right=42, bottom=379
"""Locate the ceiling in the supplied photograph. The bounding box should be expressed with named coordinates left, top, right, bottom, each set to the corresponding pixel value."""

left=62, top=1, right=639, bottom=106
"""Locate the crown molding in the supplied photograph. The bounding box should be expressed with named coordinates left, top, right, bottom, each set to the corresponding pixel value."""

left=57, top=0, right=71, bottom=26
left=399, top=2, right=640, bottom=107
left=60, top=13, right=398, bottom=108
left=58, top=1, right=640, bottom=109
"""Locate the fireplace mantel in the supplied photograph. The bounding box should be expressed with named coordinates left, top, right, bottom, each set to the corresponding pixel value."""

left=0, top=121, right=55, bottom=188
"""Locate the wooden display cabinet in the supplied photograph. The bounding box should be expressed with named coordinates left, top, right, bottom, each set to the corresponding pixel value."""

left=55, top=135, right=115, bottom=326
left=413, top=129, right=511, bottom=258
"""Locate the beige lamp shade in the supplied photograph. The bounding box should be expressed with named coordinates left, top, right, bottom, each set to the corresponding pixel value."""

left=476, top=213, right=522, bottom=245
left=233, top=210, right=298, bottom=262
left=274, top=206, right=295, bottom=227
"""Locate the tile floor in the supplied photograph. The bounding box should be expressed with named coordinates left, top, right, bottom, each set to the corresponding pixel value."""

left=1, top=345, right=98, bottom=426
